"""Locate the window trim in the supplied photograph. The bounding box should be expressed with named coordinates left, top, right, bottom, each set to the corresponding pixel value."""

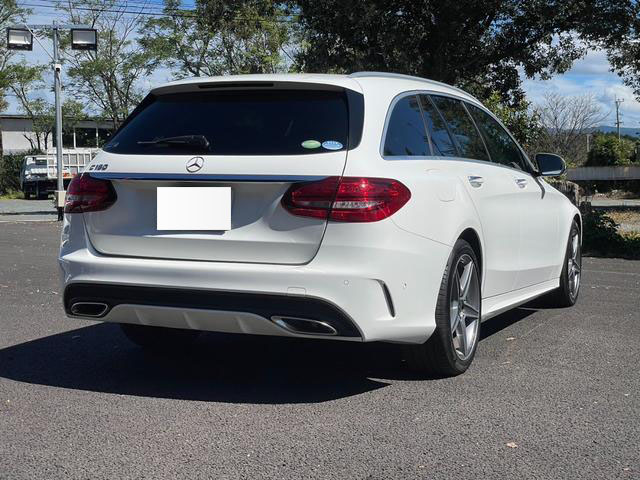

left=380, top=89, right=538, bottom=175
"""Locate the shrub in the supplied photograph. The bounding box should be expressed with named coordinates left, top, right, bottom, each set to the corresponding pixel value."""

left=582, top=209, right=640, bottom=259
left=0, top=154, right=25, bottom=195
left=586, top=134, right=636, bottom=166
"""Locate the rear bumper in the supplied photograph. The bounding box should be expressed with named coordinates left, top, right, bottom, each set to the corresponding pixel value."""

left=59, top=215, right=452, bottom=343
left=64, top=282, right=361, bottom=338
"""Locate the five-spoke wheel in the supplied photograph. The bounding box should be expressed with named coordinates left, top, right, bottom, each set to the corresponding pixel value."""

left=404, top=238, right=482, bottom=376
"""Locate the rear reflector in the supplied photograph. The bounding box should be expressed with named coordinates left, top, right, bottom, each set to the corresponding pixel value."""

left=282, top=176, right=411, bottom=222
left=64, top=174, right=117, bottom=213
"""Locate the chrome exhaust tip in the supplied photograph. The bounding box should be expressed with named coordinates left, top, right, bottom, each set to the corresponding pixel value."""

left=271, top=316, right=338, bottom=336
left=70, top=302, right=109, bottom=318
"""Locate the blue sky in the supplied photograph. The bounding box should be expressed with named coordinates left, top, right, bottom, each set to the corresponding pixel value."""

left=7, top=7, right=640, bottom=128
left=522, top=49, right=640, bottom=128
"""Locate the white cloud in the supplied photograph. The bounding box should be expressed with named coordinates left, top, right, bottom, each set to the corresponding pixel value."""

left=522, top=49, right=640, bottom=128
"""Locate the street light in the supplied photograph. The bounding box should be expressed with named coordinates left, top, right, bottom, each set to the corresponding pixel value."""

left=6, top=27, right=32, bottom=50
left=71, top=28, right=97, bottom=50
left=5, top=23, right=97, bottom=220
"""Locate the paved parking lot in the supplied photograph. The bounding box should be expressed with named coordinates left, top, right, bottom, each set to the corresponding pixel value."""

left=0, top=221, right=638, bottom=479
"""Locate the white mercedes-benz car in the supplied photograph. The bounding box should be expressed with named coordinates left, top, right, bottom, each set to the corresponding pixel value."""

left=58, top=72, right=581, bottom=376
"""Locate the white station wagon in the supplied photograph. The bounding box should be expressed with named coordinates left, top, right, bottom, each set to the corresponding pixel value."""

left=59, top=72, right=581, bottom=376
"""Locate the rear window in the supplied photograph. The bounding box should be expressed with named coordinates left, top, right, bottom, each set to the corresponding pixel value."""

left=104, top=90, right=349, bottom=156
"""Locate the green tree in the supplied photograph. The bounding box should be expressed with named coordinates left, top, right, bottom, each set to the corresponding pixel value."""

left=58, top=0, right=157, bottom=129
left=139, top=0, right=291, bottom=79
left=0, top=0, right=29, bottom=112
left=586, top=133, right=636, bottom=167
left=290, top=0, right=638, bottom=105
left=602, top=4, right=640, bottom=100
left=8, top=62, right=84, bottom=151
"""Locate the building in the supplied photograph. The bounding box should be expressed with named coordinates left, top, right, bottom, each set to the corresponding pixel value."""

left=0, top=114, right=114, bottom=154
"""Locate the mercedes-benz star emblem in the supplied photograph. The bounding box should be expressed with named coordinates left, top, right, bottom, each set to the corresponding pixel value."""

left=186, top=157, right=204, bottom=173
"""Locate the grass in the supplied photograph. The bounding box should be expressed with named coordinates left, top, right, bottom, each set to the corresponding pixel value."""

left=605, top=209, right=640, bottom=231
left=0, top=190, right=24, bottom=200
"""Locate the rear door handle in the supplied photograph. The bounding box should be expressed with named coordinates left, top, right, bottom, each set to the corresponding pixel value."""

left=468, top=176, right=484, bottom=188
left=515, top=178, right=528, bottom=188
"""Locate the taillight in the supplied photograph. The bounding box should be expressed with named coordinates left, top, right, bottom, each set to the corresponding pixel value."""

left=282, top=176, right=411, bottom=222
left=64, top=174, right=117, bottom=213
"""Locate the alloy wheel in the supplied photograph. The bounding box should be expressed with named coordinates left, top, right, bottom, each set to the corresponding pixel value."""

left=568, top=230, right=581, bottom=299
left=449, top=254, right=481, bottom=360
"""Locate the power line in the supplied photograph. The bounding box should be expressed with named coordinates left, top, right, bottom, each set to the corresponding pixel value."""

left=19, top=2, right=198, bottom=18
left=27, top=0, right=173, bottom=13
left=17, top=2, right=298, bottom=23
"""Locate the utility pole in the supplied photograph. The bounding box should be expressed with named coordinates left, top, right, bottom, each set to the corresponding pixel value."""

left=7, top=24, right=97, bottom=220
left=52, top=23, right=64, bottom=220
left=615, top=97, right=624, bottom=140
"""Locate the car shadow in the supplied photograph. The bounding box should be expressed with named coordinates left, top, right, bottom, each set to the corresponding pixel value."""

left=0, top=305, right=540, bottom=404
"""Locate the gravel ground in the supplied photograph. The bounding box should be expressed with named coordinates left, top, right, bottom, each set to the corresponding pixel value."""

left=0, top=222, right=638, bottom=479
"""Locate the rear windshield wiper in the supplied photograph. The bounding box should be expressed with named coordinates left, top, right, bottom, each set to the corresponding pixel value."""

left=137, top=135, right=210, bottom=150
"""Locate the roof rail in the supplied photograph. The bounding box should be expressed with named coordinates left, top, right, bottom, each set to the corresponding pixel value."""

left=349, top=71, right=481, bottom=103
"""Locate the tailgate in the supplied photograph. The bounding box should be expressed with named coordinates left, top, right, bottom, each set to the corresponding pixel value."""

left=81, top=85, right=362, bottom=264
left=83, top=153, right=347, bottom=264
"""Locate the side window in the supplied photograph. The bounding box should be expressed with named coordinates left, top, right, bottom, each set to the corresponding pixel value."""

left=419, top=95, right=457, bottom=157
left=466, top=104, right=526, bottom=170
left=383, top=95, right=429, bottom=156
left=430, top=95, right=490, bottom=161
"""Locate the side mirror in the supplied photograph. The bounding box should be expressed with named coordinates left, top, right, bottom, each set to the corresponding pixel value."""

left=535, top=153, right=566, bottom=176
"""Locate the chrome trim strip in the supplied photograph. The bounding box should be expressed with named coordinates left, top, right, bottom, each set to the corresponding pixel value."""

left=89, top=172, right=328, bottom=182
left=379, top=89, right=538, bottom=174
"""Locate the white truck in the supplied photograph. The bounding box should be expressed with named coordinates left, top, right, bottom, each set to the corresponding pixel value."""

left=20, top=149, right=96, bottom=199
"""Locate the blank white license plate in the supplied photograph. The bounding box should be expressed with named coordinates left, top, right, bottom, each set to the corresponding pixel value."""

left=157, top=187, right=231, bottom=231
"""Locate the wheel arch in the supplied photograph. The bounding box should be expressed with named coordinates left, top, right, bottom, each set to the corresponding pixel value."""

left=573, top=212, right=582, bottom=241
left=458, top=227, right=483, bottom=282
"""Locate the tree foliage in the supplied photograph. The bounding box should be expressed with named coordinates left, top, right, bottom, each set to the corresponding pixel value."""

left=0, top=0, right=29, bottom=113
left=290, top=0, right=639, bottom=105
left=139, top=0, right=291, bottom=79
left=58, top=0, right=157, bottom=129
left=586, top=133, right=637, bottom=167
left=7, top=62, right=84, bottom=152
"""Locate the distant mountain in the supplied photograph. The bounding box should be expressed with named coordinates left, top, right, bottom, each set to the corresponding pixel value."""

left=591, top=126, right=640, bottom=138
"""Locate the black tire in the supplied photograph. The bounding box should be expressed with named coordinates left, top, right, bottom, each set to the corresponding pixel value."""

left=546, top=220, right=581, bottom=307
left=23, top=190, right=31, bottom=200
left=119, top=323, right=201, bottom=352
left=404, top=239, right=482, bottom=377
left=36, top=184, right=47, bottom=200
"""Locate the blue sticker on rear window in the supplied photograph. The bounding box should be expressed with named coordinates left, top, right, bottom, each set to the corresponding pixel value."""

left=322, top=140, right=343, bottom=150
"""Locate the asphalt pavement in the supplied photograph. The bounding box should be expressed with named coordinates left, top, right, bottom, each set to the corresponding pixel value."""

left=0, top=199, right=56, bottom=223
left=0, top=222, right=638, bottom=479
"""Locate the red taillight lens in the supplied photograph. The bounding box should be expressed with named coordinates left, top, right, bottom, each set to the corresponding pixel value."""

left=64, top=174, right=116, bottom=213
left=282, top=176, right=411, bottom=222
